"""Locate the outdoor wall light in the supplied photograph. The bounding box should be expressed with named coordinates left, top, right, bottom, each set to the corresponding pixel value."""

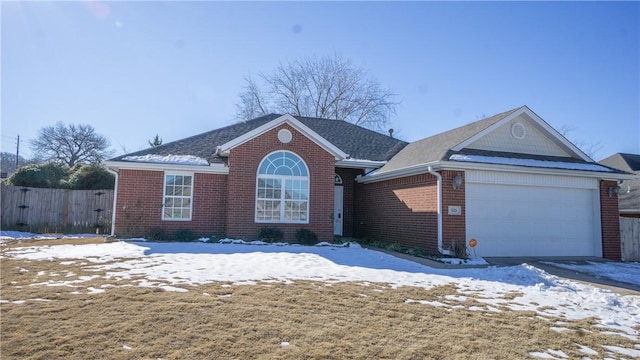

left=452, top=174, right=463, bottom=190
left=608, top=184, right=621, bottom=197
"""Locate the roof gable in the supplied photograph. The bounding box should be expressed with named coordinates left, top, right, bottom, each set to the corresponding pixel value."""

left=376, top=107, right=520, bottom=174
left=453, top=106, right=591, bottom=161
left=600, top=153, right=640, bottom=174
left=367, top=106, right=620, bottom=182
left=217, top=114, right=347, bottom=160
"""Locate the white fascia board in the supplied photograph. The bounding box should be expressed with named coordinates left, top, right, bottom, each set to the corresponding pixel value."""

left=451, top=106, right=593, bottom=162
left=356, top=160, right=638, bottom=184
left=438, top=160, right=639, bottom=180
left=217, top=114, right=348, bottom=160
left=520, top=107, right=593, bottom=162
left=356, top=162, right=439, bottom=183
left=451, top=106, right=525, bottom=152
left=104, top=160, right=229, bottom=174
left=335, top=159, right=386, bottom=169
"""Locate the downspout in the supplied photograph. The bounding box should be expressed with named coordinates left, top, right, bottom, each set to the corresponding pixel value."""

left=427, top=166, right=451, bottom=255
left=106, top=167, right=119, bottom=237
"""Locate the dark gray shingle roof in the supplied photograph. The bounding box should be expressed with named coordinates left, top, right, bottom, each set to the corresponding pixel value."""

left=111, top=114, right=407, bottom=163
left=376, top=107, right=521, bottom=174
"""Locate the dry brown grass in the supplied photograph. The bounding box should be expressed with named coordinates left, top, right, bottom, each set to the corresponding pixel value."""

left=1, top=239, right=637, bottom=359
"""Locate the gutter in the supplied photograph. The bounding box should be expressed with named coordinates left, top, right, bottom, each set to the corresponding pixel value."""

left=357, top=159, right=639, bottom=185
left=106, top=166, right=119, bottom=237
left=427, top=166, right=451, bottom=256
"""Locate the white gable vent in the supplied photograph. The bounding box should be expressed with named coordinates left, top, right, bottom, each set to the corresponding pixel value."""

left=278, top=129, right=293, bottom=143
left=511, top=122, right=526, bottom=139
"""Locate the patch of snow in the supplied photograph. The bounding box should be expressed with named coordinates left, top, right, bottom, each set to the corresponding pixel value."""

left=601, top=345, right=640, bottom=357
left=439, top=257, right=488, bottom=265
left=541, top=261, right=640, bottom=286
left=160, top=285, right=188, bottom=292
left=577, top=344, right=598, bottom=355
left=122, top=154, right=209, bottom=166
left=6, top=242, right=146, bottom=263
left=529, top=350, right=568, bottom=359
left=405, top=299, right=448, bottom=307
left=87, top=287, right=105, bottom=294
left=449, top=154, right=613, bottom=172
left=247, top=240, right=269, bottom=245
left=2, top=237, right=640, bottom=341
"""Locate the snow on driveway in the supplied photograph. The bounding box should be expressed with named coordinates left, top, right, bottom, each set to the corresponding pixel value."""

left=2, top=237, right=639, bottom=355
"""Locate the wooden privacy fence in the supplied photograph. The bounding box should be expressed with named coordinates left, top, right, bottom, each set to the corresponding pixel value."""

left=620, top=217, right=640, bottom=262
left=1, top=185, right=114, bottom=234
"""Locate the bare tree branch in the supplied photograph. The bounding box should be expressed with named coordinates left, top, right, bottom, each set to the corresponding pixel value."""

left=557, top=124, right=602, bottom=159
left=30, top=122, right=113, bottom=167
left=235, top=55, right=399, bottom=131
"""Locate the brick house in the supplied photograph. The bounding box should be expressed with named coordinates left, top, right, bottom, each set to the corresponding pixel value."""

left=105, top=106, right=634, bottom=259
left=599, top=153, right=640, bottom=218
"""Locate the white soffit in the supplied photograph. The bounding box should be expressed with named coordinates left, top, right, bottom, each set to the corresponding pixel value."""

left=217, top=114, right=348, bottom=160
left=105, top=160, right=229, bottom=174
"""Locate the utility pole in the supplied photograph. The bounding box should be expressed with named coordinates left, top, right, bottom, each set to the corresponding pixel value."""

left=16, top=135, right=19, bottom=168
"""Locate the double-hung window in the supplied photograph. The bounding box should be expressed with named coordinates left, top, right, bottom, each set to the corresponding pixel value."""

left=163, top=173, right=193, bottom=220
left=256, top=151, right=309, bottom=223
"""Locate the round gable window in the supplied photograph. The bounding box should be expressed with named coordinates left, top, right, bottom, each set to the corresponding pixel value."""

left=278, top=129, right=292, bottom=144
left=511, top=122, right=526, bottom=139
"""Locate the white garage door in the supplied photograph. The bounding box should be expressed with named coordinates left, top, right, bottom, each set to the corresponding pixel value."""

left=465, top=171, right=602, bottom=257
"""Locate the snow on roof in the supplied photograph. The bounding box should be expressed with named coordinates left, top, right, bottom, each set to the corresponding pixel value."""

left=122, top=154, right=209, bottom=166
left=449, top=154, right=613, bottom=172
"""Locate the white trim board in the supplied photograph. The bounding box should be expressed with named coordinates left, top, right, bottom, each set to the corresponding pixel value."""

left=217, top=114, right=348, bottom=160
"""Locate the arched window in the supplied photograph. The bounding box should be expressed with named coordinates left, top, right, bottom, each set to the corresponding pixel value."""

left=256, top=151, right=309, bottom=223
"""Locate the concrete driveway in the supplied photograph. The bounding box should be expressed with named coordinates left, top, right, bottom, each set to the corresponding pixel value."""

left=485, top=257, right=640, bottom=296
left=372, top=247, right=640, bottom=296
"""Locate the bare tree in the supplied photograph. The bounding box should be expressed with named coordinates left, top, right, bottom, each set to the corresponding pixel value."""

left=0, top=152, right=29, bottom=175
left=31, top=122, right=113, bottom=167
left=557, top=124, right=602, bottom=159
left=236, top=55, right=398, bottom=131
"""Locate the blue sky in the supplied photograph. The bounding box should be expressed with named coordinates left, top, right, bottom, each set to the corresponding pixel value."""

left=2, top=1, right=639, bottom=161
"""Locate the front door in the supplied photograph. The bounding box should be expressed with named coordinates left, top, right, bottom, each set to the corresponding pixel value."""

left=333, top=185, right=343, bottom=236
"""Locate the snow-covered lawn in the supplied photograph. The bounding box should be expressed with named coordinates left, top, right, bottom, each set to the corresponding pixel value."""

left=1, top=231, right=639, bottom=359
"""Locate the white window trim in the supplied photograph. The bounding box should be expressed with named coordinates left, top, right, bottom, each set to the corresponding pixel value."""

left=162, top=171, right=194, bottom=221
left=255, top=151, right=310, bottom=224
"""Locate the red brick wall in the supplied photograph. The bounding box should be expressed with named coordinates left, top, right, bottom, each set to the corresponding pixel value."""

left=600, top=180, right=621, bottom=260
left=355, top=173, right=439, bottom=252
left=441, top=171, right=466, bottom=250
left=226, top=124, right=335, bottom=242
left=114, top=170, right=227, bottom=237
left=335, top=168, right=364, bottom=237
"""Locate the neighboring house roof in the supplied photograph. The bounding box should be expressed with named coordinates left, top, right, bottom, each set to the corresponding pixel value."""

left=599, top=153, right=640, bottom=173
left=600, top=153, right=640, bottom=215
left=110, top=114, right=407, bottom=165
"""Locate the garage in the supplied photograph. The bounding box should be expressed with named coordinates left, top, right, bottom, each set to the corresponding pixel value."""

left=465, top=171, right=602, bottom=257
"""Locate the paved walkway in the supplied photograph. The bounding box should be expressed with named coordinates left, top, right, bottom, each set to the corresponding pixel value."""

left=367, top=246, right=640, bottom=296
